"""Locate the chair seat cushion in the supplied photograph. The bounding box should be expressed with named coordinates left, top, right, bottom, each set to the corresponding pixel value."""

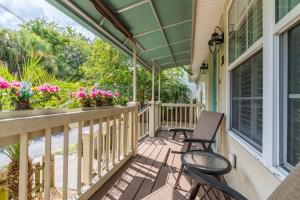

left=142, top=185, right=186, bottom=200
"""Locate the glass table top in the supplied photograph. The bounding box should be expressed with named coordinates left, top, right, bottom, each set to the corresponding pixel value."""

left=182, top=151, right=231, bottom=176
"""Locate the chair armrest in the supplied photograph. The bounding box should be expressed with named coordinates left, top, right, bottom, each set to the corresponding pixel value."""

left=183, top=138, right=215, bottom=151
left=183, top=138, right=215, bottom=144
left=168, top=128, right=194, bottom=132
left=184, top=167, right=248, bottom=200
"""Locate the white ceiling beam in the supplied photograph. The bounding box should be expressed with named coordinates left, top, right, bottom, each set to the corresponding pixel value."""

left=148, top=0, right=176, bottom=66
left=152, top=50, right=191, bottom=61
left=140, top=38, right=192, bottom=54
left=160, top=58, right=190, bottom=66
left=116, top=0, right=149, bottom=13
left=60, top=0, right=152, bottom=70
left=134, top=19, right=192, bottom=38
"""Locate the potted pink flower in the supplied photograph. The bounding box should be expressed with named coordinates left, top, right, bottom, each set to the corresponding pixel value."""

left=0, top=77, right=11, bottom=111
left=104, top=91, right=113, bottom=106
left=36, top=83, right=60, bottom=108
left=92, top=88, right=106, bottom=107
left=9, top=81, right=34, bottom=110
left=74, top=87, right=94, bottom=108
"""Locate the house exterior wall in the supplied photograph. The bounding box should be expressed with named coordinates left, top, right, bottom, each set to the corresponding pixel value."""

left=193, top=0, right=287, bottom=199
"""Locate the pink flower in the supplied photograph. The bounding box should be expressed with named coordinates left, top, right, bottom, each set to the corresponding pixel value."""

left=76, top=88, right=88, bottom=99
left=114, top=92, right=120, bottom=97
left=38, top=83, right=51, bottom=92
left=50, top=85, right=60, bottom=93
left=97, top=90, right=105, bottom=96
left=38, top=83, right=60, bottom=93
left=0, top=77, right=10, bottom=89
left=105, top=91, right=113, bottom=97
left=11, top=81, right=21, bottom=87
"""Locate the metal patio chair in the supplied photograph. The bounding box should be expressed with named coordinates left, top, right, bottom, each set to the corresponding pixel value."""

left=143, top=162, right=300, bottom=200
left=168, top=111, right=224, bottom=152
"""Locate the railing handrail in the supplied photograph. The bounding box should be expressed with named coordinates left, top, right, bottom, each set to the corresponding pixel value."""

left=0, top=106, right=134, bottom=138
left=138, top=105, right=151, bottom=116
left=161, top=103, right=201, bottom=107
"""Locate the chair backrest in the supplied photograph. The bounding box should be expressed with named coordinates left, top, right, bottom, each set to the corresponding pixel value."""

left=268, top=162, right=300, bottom=200
left=193, top=111, right=224, bottom=141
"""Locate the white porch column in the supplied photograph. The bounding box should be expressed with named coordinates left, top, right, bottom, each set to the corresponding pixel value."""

left=158, top=68, right=161, bottom=101
left=132, top=42, right=137, bottom=102
left=149, top=63, right=156, bottom=137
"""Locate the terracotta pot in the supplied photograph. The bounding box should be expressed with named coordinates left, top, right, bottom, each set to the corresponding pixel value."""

left=14, top=100, right=32, bottom=110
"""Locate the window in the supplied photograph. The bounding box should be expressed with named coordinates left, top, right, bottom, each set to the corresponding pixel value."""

left=276, top=0, right=300, bottom=22
left=231, top=50, right=263, bottom=151
left=228, top=0, right=262, bottom=64
left=281, top=23, right=300, bottom=168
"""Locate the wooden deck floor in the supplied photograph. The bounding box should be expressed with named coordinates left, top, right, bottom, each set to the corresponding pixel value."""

left=90, top=131, right=223, bottom=200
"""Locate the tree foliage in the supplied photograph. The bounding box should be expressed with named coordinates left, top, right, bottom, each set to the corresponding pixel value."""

left=0, top=18, right=191, bottom=106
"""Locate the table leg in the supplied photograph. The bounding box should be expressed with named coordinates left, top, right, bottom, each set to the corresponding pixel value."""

left=188, top=183, right=200, bottom=200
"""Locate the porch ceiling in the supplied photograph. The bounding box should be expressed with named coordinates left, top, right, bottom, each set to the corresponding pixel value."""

left=46, top=0, right=195, bottom=71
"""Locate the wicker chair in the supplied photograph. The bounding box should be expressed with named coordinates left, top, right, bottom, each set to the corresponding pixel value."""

left=142, top=163, right=300, bottom=200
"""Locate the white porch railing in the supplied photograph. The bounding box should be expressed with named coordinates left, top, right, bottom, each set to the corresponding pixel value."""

left=138, top=105, right=150, bottom=140
left=160, top=103, right=202, bottom=129
left=0, top=106, right=138, bottom=200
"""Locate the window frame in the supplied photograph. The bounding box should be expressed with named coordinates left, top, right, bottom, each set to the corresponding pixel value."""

left=227, top=0, right=264, bottom=156
left=225, top=0, right=300, bottom=180
left=230, top=50, right=263, bottom=152
left=279, top=26, right=300, bottom=171
left=228, top=0, right=262, bottom=64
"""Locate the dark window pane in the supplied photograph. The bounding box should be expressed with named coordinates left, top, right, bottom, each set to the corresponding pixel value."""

left=231, top=50, right=263, bottom=150
left=276, top=0, right=300, bottom=22
left=248, top=0, right=263, bottom=47
left=288, top=25, right=300, bottom=94
left=287, top=99, right=300, bottom=166
left=228, top=0, right=262, bottom=64
left=287, top=23, right=300, bottom=166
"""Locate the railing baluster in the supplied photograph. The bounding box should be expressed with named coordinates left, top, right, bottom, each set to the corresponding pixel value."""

left=44, top=128, right=51, bottom=200
left=106, top=117, right=110, bottom=171
left=19, top=133, right=28, bottom=200
left=147, top=109, right=149, bottom=134
left=89, top=120, right=94, bottom=185
left=77, top=121, right=83, bottom=195
left=118, top=114, right=122, bottom=161
left=180, top=106, right=182, bottom=128
left=112, top=116, right=116, bottom=165
left=171, top=106, right=174, bottom=127
left=175, top=105, right=178, bottom=127
left=185, top=106, right=187, bottom=128
left=63, top=125, right=69, bottom=200
left=98, top=119, right=103, bottom=177
left=142, top=112, right=145, bottom=137
left=123, top=113, right=128, bottom=155
left=166, top=106, right=169, bottom=127
left=162, top=105, right=164, bottom=126
left=194, top=106, right=197, bottom=127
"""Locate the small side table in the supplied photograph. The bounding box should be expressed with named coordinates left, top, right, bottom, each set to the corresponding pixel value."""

left=181, top=150, right=232, bottom=199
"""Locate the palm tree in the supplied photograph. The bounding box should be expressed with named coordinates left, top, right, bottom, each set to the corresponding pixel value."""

left=1, top=144, right=34, bottom=200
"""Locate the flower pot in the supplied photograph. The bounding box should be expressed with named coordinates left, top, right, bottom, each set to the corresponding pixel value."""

left=14, top=100, right=32, bottom=110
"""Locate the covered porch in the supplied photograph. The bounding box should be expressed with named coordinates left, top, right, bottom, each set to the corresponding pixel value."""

left=0, top=0, right=235, bottom=199
left=2, top=0, right=298, bottom=199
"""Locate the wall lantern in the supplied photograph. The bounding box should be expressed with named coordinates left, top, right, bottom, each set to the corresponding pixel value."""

left=208, top=26, right=224, bottom=54
left=200, top=62, right=209, bottom=74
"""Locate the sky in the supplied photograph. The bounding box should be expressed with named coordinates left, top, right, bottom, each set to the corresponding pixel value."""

left=0, top=0, right=95, bottom=39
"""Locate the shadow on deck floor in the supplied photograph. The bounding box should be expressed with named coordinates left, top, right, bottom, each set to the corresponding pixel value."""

left=90, top=131, right=219, bottom=200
